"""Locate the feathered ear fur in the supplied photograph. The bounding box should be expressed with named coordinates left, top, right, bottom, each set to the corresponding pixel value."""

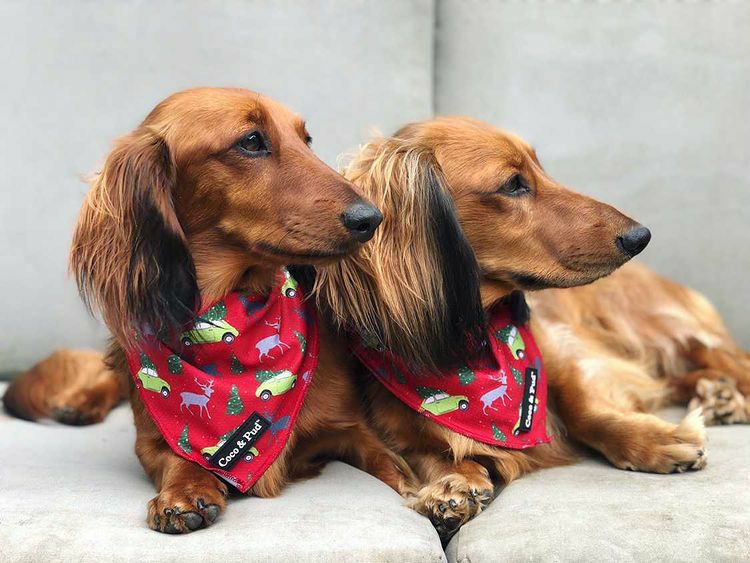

left=70, top=128, right=198, bottom=347
left=503, top=291, right=530, bottom=326
left=315, top=136, right=485, bottom=372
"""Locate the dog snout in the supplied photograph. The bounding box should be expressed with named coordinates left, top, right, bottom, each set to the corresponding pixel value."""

left=341, top=202, right=383, bottom=243
left=616, top=225, right=651, bottom=257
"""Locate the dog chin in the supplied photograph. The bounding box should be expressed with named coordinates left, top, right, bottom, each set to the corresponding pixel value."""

left=257, top=240, right=356, bottom=262
left=510, top=268, right=617, bottom=291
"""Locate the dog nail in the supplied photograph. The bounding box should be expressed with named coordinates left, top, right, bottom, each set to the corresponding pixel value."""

left=448, top=499, right=458, bottom=509
left=164, top=508, right=173, bottom=517
left=438, top=503, right=447, bottom=513
left=196, top=498, right=206, bottom=510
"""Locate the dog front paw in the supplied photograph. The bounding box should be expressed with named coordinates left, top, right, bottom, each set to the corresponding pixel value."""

left=147, top=481, right=227, bottom=534
left=408, top=465, right=493, bottom=544
left=609, top=409, right=708, bottom=474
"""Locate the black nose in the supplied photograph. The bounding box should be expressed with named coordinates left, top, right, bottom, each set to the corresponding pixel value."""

left=341, top=202, right=383, bottom=243
left=617, top=225, right=651, bottom=257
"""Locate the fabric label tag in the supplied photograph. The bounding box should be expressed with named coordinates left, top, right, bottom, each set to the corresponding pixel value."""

left=519, top=367, right=538, bottom=433
left=208, top=412, right=270, bottom=470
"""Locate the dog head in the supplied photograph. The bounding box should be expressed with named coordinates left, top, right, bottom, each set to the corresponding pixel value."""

left=71, top=87, right=381, bottom=345
left=316, top=116, right=648, bottom=370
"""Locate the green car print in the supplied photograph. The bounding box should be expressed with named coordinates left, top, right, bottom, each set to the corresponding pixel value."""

left=256, top=370, right=297, bottom=401
left=181, top=319, right=239, bottom=347
left=496, top=325, right=526, bottom=360
left=201, top=444, right=259, bottom=463
left=281, top=269, right=299, bottom=298
left=420, top=392, right=469, bottom=415
left=135, top=367, right=171, bottom=398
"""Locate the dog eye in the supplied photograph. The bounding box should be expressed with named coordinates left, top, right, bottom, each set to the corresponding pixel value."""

left=497, top=174, right=529, bottom=195
left=237, top=132, right=269, bottom=156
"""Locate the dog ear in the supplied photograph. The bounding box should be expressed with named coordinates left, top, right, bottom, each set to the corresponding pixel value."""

left=504, top=291, right=530, bottom=326
left=420, top=161, right=486, bottom=367
left=70, top=128, right=198, bottom=346
left=315, top=138, right=485, bottom=372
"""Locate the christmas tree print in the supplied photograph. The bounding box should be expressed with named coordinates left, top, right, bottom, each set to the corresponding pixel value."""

left=255, top=369, right=284, bottom=383
left=511, top=367, right=523, bottom=386
left=230, top=354, right=246, bottom=375
left=492, top=423, right=507, bottom=442
left=202, top=301, right=227, bottom=322
left=416, top=385, right=443, bottom=399
left=495, top=324, right=514, bottom=343
left=140, top=352, right=156, bottom=370
left=178, top=424, right=192, bottom=453
left=294, top=330, right=306, bottom=353
left=226, top=385, right=244, bottom=415
left=168, top=354, right=183, bottom=375
left=458, top=365, right=475, bottom=385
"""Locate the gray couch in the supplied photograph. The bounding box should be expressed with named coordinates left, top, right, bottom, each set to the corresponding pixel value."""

left=1, top=2, right=748, bottom=561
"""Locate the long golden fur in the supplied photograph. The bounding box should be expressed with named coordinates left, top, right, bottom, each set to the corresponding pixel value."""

left=5, top=114, right=749, bottom=541
left=5, top=88, right=416, bottom=534
left=315, top=117, right=748, bottom=540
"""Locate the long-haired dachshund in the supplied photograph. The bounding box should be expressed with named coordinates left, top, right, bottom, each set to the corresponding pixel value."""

left=4, top=88, right=419, bottom=533
left=6, top=113, right=749, bottom=539
left=315, top=116, right=749, bottom=539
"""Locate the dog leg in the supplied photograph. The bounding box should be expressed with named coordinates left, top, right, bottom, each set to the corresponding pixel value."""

left=406, top=454, right=493, bottom=543
left=345, top=422, right=420, bottom=496
left=250, top=438, right=294, bottom=498
left=132, top=394, right=228, bottom=533
left=555, top=372, right=707, bottom=473
left=3, top=349, right=124, bottom=424
left=668, top=342, right=750, bottom=425
left=687, top=342, right=750, bottom=395
left=289, top=422, right=419, bottom=497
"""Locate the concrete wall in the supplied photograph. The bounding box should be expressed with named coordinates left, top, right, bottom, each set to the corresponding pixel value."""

left=0, top=0, right=434, bottom=370
left=436, top=1, right=750, bottom=345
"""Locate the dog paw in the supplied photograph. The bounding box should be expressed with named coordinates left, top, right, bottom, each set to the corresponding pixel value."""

left=611, top=409, right=707, bottom=474
left=407, top=465, right=493, bottom=544
left=688, top=377, right=748, bottom=426
left=50, top=389, right=118, bottom=426
left=147, top=482, right=228, bottom=534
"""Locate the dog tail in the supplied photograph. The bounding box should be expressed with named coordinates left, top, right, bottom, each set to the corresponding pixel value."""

left=3, top=349, right=119, bottom=424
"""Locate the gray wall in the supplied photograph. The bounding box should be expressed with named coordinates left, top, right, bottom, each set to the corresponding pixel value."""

left=436, top=1, right=750, bottom=346
left=1, top=1, right=748, bottom=371
left=0, top=0, right=434, bottom=370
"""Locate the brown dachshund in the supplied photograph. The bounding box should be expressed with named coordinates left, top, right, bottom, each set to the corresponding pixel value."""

left=4, top=88, right=416, bottom=533
left=6, top=114, right=748, bottom=540
left=316, top=117, right=749, bottom=540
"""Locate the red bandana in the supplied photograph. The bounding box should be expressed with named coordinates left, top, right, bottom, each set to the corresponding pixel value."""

left=352, top=303, right=550, bottom=448
left=125, top=268, right=318, bottom=493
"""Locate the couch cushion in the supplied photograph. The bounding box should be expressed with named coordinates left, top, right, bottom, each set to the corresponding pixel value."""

left=446, top=408, right=750, bottom=562
left=0, top=384, right=445, bottom=563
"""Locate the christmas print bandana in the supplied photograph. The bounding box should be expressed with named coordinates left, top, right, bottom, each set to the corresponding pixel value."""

left=352, top=302, right=550, bottom=448
left=125, top=268, right=318, bottom=493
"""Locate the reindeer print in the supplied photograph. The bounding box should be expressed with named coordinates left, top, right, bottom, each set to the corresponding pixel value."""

left=256, top=318, right=290, bottom=362
left=480, top=371, right=511, bottom=415
left=179, top=378, right=215, bottom=419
